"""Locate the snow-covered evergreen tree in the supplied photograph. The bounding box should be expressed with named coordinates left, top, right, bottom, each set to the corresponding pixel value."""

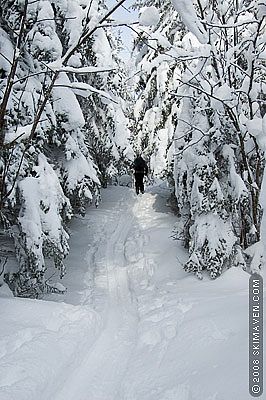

left=78, top=23, right=133, bottom=186
left=0, top=0, right=131, bottom=296
left=172, top=0, right=265, bottom=278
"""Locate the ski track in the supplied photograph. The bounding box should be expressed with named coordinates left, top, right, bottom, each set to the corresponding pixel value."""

left=53, top=187, right=188, bottom=400
left=53, top=191, right=143, bottom=400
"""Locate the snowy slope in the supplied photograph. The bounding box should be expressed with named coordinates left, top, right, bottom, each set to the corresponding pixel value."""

left=0, top=298, right=101, bottom=400
left=0, top=184, right=263, bottom=400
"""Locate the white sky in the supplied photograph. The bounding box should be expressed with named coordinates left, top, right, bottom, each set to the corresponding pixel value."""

left=106, top=0, right=138, bottom=58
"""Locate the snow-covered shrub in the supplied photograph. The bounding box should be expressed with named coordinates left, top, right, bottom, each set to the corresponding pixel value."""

left=6, top=155, right=71, bottom=297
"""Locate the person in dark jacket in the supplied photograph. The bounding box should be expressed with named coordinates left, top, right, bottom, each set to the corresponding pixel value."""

left=133, top=155, right=148, bottom=195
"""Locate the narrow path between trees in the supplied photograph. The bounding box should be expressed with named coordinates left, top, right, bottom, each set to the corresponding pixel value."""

left=52, top=185, right=189, bottom=400
left=49, top=185, right=249, bottom=400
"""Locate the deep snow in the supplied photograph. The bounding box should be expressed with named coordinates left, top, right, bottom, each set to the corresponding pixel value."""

left=0, top=184, right=264, bottom=400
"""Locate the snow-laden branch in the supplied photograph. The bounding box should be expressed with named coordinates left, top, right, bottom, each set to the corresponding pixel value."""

left=203, top=19, right=260, bottom=29
left=53, top=82, right=118, bottom=103
left=4, top=124, right=32, bottom=145
left=49, top=65, right=116, bottom=74
left=27, top=0, right=127, bottom=143
left=61, top=0, right=128, bottom=65
left=100, top=20, right=139, bottom=28
left=174, top=132, right=209, bottom=156
left=13, top=71, right=47, bottom=84
left=174, top=117, right=207, bottom=138
left=171, top=0, right=207, bottom=44
left=4, top=119, right=47, bottom=146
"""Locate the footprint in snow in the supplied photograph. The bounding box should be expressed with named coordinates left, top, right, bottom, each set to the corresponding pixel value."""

left=139, top=329, right=162, bottom=347
left=177, top=300, right=193, bottom=314
left=162, top=324, right=177, bottom=340
left=124, top=235, right=145, bottom=263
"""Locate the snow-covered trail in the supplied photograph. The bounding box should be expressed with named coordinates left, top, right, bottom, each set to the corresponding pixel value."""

left=52, top=185, right=189, bottom=400
left=0, top=185, right=256, bottom=400
left=54, top=190, right=140, bottom=400
left=51, top=185, right=253, bottom=400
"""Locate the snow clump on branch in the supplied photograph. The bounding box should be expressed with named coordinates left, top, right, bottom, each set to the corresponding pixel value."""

left=139, top=6, right=160, bottom=26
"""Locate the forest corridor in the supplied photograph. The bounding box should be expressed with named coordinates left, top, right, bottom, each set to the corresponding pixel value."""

left=0, top=0, right=265, bottom=399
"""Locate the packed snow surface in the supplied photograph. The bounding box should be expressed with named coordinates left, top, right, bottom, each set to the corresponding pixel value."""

left=0, top=185, right=262, bottom=400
